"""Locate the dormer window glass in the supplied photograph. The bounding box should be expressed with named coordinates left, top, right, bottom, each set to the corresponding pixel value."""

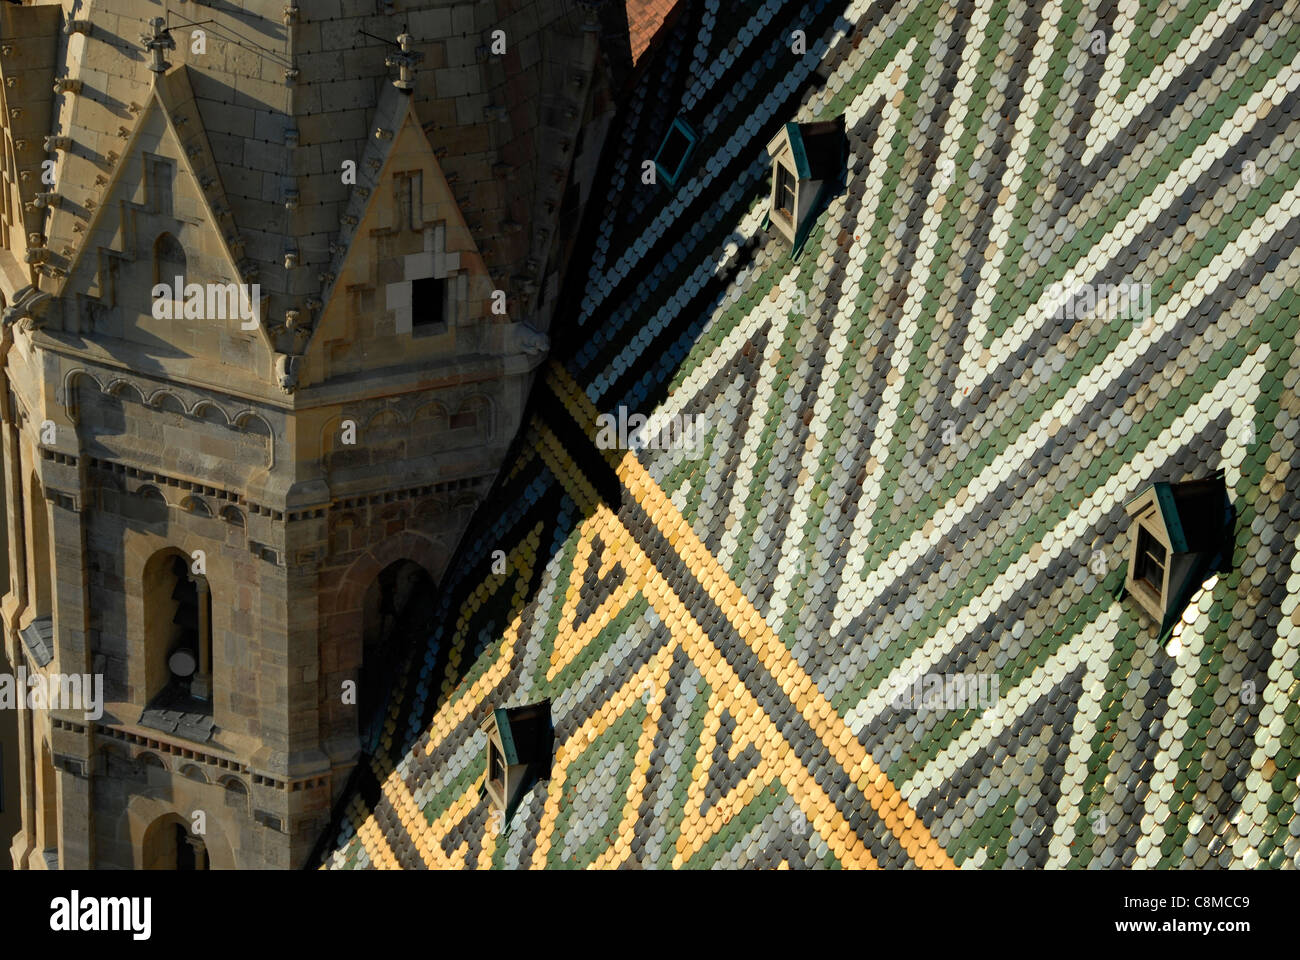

left=1133, top=526, right=1167, bottom=598
left=653, top=117, right=698, bottom=190
left=775, top=164, right=796, bottom=220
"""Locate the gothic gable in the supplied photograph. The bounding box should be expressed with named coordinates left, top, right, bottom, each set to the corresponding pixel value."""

left=300, top=88, right=497, bottom=387
left=53, top=68, right=274, bottom=396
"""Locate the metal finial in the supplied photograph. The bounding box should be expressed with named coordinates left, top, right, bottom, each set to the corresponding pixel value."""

left=385, top=30, right=423, bottom=92
left=141, top=17, right=176, bottom=74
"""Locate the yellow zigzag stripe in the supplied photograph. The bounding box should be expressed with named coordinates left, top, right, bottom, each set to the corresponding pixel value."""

left=544, top=362, right=954, bottom=869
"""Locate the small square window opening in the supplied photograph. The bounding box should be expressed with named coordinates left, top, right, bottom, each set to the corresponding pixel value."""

left=411, top=276, right=446, bottom=331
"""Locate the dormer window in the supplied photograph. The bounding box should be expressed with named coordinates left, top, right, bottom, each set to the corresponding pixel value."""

left=774, top=163, right=796, bottom=220
left=1132, top=526, right=1167, bottom=597
left=487, top=740, right=506, bottom=798
left=766, top=117, right=847, bottom=254
left=1123, top=474, right=1234, bottom=638
left=654, top=117, right=697, bottom=190
left=480, top=701, right=552, bottom=832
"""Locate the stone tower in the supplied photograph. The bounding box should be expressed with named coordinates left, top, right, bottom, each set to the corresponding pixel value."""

left=0, top=0, right=616, bottom=869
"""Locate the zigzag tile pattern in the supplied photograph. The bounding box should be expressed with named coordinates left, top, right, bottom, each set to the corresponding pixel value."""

left=322, top=0, right=1300, bottom=869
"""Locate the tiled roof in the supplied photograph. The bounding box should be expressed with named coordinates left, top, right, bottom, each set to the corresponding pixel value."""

left=625, top=0, right=680, bottom=65
left=322, top=0, right=1300, bottom=869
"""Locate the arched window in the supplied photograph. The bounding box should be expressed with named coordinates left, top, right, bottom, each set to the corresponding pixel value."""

left=412, top=402, right=449, bottom=429
left=358, top=560, right=434, bottom=741
left=137, top=752, right=167, bottom=781
left=130, top=485, right=168, bottom=526
left=142, top=550, right=213, bottom=712
left=142, top=814, right=207, bottom=870
left=220, top=776, right=249, bottom=811
left=153, top=232, right=187, bottom=289
left=450, top=395, right=493, bottom=440
left=193, top=402, right=228, bottom=427
left=153, top=392, right=187, bottom=417
left=174, top=824, right=207, bottom=870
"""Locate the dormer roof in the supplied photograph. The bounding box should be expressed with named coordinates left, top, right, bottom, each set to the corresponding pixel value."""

left=766, top=116, right=847, bottom=255
left=1125, top=475, right=1233, bottom=557
left=1125, top=473, right=1234, bottom=638
left=774, top=119, right=845, bottom=181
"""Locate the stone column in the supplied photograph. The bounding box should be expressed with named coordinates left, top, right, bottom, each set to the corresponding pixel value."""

left=47, top=478, right=95, bottom=868
left=191, top=578, right=211, bottom=700
left=52, top=719, right=94, bottom=869
left=183, top=832, right=208, bottom=870
left=8, top=679, right=36, bottom=869
left=2, top=423, right=29, bottom=621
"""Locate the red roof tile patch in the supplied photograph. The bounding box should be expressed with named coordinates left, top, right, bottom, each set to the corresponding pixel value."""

left=626, top=0, right=680, bottom=65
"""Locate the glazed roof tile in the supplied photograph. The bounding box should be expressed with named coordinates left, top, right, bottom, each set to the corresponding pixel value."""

left=625, top=0, right=681, bottom=66
left=322, top=0, right=1300, bottom=870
